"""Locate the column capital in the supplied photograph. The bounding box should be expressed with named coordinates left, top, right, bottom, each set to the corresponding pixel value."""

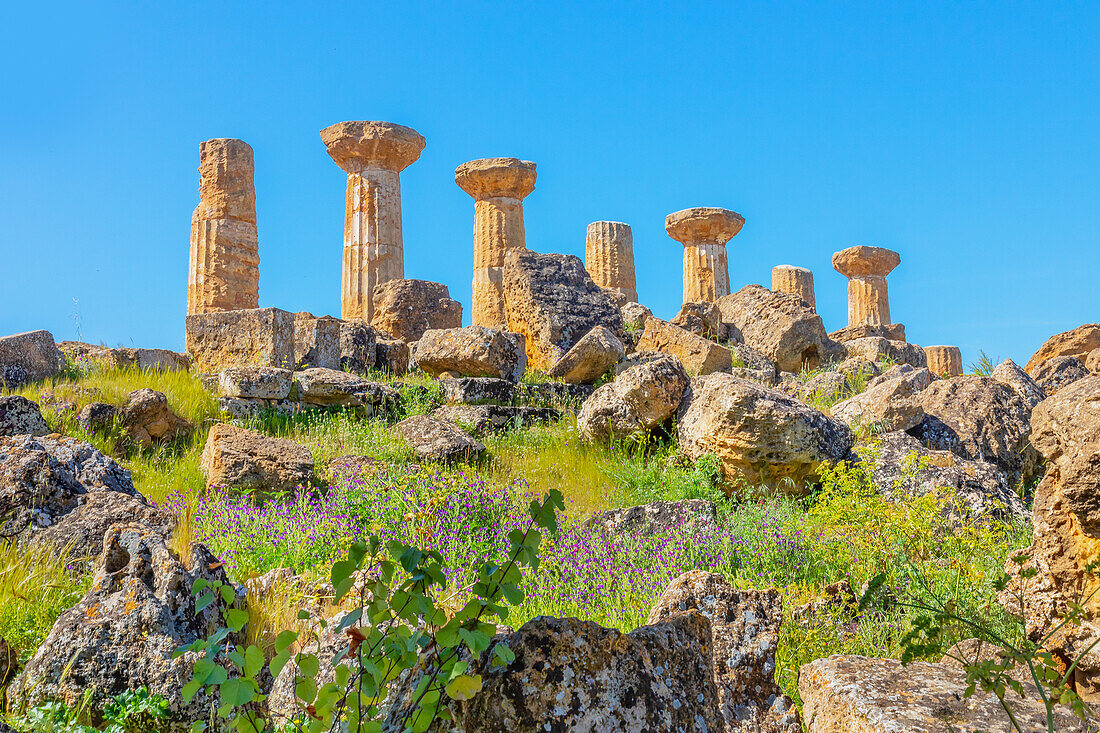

left=665, top=207, right=744, bottom=246
left=320, top=120, right=425, bottom=173
left=832, top=245, right=900, bottom=278
left=455, top=158, right=536, bottom=200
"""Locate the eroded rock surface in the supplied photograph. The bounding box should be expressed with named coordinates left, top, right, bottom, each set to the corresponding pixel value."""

left=717, top=285, right=840, bottom=373
left=396, top=414, right=486, bottom=463
left=546, top=325, right=625, bottom=384
left=1026, top=323, right=1100, bottom=376
left=636, top=316, right=732, bottom=376
left=371, top=279, right=463, bottom=342
left=201, top=423, right=315, bottom=494
left=0, top=396, right=49, bottom=437
left=0, top=330, right=62, bottom=389
left=412, top=326, right=526, bottom=382
left=578, top=353, right=690, bottom=444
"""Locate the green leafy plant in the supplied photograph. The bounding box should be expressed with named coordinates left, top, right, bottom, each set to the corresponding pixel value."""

left=969, top=350, right=999, bottom=376
left=7, top=687, right=169, bottom=733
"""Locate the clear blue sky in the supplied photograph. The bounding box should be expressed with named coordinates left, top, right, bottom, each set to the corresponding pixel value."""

left=2, top=2, right=1097, bottom=366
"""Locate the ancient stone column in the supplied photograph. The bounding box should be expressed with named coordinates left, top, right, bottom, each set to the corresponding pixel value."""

left=771, top=265, right=815, bottom=311
left=585, top=221, right=637, bottom=303
left=187, top=138, right=259, bottom=315
left=924, top=345, right=963, bottom=377
left=665, top=208, right=744, bottom=303
left=455, top=158, right=537, bottom=328
left=831, top=246, right=901, bottom=328
left=321, top=121, right=426, bottom=322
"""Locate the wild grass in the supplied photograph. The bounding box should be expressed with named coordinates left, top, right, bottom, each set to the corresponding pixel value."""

left=970, top=349, right=1000, bottom=376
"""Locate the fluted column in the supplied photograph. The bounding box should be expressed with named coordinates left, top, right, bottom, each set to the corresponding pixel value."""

left=665, top=207, right=744, bottom=304
left=321, top=121, right=425, bottom=322
left=925, top=345, right=963, bottom=377
left=585, top=221, right=637, bottom=303
left=771, top=265, right=815, bottom=311
left=832, top=246, right=900, bottom=328
left=455, top=158, right=537, bottom=328
left=187, top=138, right=259, bottom=314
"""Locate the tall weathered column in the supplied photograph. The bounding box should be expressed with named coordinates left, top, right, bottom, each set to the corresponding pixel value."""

left=187, top=138, right=259, bottom=314
left=455, top=158, right=537, bottom=328
left=771, top=265, right=816, bottom=311
left=321, top=121, right=425, bottom=322
left=585, top=221, right=637, bottom=303
left=832, top=246, right=900, bottom=328
left=924, top=345, right=963, bottom=377
left=665, top=207, right=744, bottom=303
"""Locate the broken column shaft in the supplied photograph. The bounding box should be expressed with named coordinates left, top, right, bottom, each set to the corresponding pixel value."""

left=585, top=221, right=637, bottom=303
left=771, top=265, right=816, bottom=311
left=832, top=245, right=901, bottom=328
left=665, top=207, right=744, bottom=303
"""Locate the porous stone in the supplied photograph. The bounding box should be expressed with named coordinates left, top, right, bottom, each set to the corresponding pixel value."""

left=293, top=368, right=399, bottom=412
left=992, top=358, right=1047, bottom=409
left=455, top=157, right=537, bottom=328
left=396, top=415, right=485, bottom=463
left=411, top=326, right=525, bottom=381
left=635, top=316, right=732, bottom=376
left=439, top=377, right=515, bottom=405
left=76, top=402, right=117, bottom=434
left=321, top=121, right=425, bottom=322
left=369, top=279, right=462, bottom=343
left=502, top=249, right=624, bottom=370
left=717, top=285, right=842, bottom=373
left=666, top=207, right=744, bottom=303
left=586, top=499, right=721, bottom=539
left=585, top=221, right=637, bottom=303
left=677, top=373, right=854, bottom=491
left=338, top=320, right=377, bottom=374
left=292, top=312, right=340, bottom=370
left=374, top=338, right=409, bottom=376
left=771, top=264, right=815, bottom=311
left=120, top=389, right=191, bottom=448
left=518, top=381, right=595, bottom=408
left=218, top=366, right=293, bottom=400
left=1033, top=355, right=1089, bottom=396
left=546, top=325, right=626, bottom=384
left=1087, top=347, right=1100, bottom=374
left=620, top=301, right=653, bottom=332
left=60, top=343, right=192, bottom=372
left=924, top=344, right=963, bottom=377
left=831, top=365, right=932, bottom=432
left=201, top=423, right=315, bottom=494
left=185, top=307, right=294, bottom=373
left=828, top=323, right=907, bottom=343
left=1025, top=323, right=1100, bottom=376
left=0, top=396, right=48, bottom=437
left=843, top=336, right=927, bottom=368
left=0, top=330, right=62, bottom=389
left=432, top=405, right=559, bottom=437
left=578, top=353, right=690, bottom=444
left=671, top=301, right=729, bottom=341
left=832, top=245, right=900, bottom=329
left=187, top=138, right=259, bottom=315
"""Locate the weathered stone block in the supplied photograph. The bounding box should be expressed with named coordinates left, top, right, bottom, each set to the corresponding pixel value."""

left=0, top=330, right=62, bottom=388
left=293, top=312, right=340, bottom=370
left=185, top=308, right=294, bottom=373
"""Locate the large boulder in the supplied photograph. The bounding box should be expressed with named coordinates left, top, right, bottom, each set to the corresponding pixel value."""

left=546, top=325, right=625, bottom=384
left=120, top=389, right=191, bottom=448
left=292, top=312, right=341, bottom=370
left=620, top=301, right=653, bottom=332
left=396, top=415, right=486, bottom=463
left=992, top=358, right=1047, bottom=409
left=577, top=353, right=690, bottom=444
left=411, top=326, right=526, bottom=382
left=907, top=375, right=1040, bottom=488
left=843, top=336, right=927, bottom=368
left=201, top=423, right=315, bottom=494
left=370, top=279, right=463, bottom=342
left=635, top=316, right=732, bottom=376
left=671, top=301, right=729, bottom=341
left=1025, top=323, right=1100, bottom=376
left=0, top=396, right=49, bottom=437
left=502, top=249, right=624, bottom=370
left=0, top=434, right=172, bottom=557
left=185, top=307, right=295, bottom=373
left=8, top=524, right=238, bottom=729
left=439, top=377, right=515, bottom=405
left=717, top=285, right=841, bottom=373
left=586, top=499, right=721, bottom=539
left=648, top=571, right=799, bottom=733
left=830, top=364, right=932, bottom=432
left=1033, top=355, right=1089, bottom=396
left=57, top=342, right=191, bottom=372
left=218, top=366, right=293, bottom=400
left=338, top=319, right=377, bottom=374
left=677, top=373, right=854, bottom=490
left=293, top=367, right=399, bottom=413
left=375, top=337, right=410, bottom=376
left=799, top=654, right=1089, bottom=732
left=828, top=323, right=906, bottom=343
left=0, top=330, right=62, bottom=388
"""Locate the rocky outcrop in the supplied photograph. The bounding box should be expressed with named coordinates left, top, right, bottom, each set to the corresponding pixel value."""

left=677, top=373, right=854, bottom=491
left=201, top=423, right=315, bottom=494
left=120, top=389, right=191, bottom=448
left=411, top=326, right=526, bottom=382
left=585, top=499, right=721, bottom=539
left=502, top=249, right=624, bottom=370
left=8, top=525, right=239, bottom=729
left=0, top=396, right=49, bottom=437
left=0, top=330, right=62, bottom=389
left=648, top=571, right=799, bottom=733
left=293, top=367, right=399, bottom=413
left=1034, top=355, right=1089, bottom=396
left=292, top=312, right=340, bottom=370
left=620, top=301, right=653, bottom=332
left=992, top=358, right=1047, bottom=409
left=546, top=325, right=625, bottom=384
left=1025, top=323, right=1100, bottom=376
left=830, top=365, right=932, bottom=432
left=843, top=336, right=926, bottom=368
left=577, top=353, right=690, bottom=444
left=0, top=434, right=172, bottom=556
left=396, top=415, right=486, bottom=463
left=671, top=301, right=728, bottom=341
left=370, top=279, right=463, bottom=342
left=635, top=316, right=732, bottom=375
left=717, top=285, right=841, bottom=373
left=185, top=307, right=295, bottom=373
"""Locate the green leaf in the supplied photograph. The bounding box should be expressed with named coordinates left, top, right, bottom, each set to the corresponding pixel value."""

left=274, top=630, right=298, bottom=654
left=243, top=645, right=265, bottom=678
left=298, top=653, right=320, bottom=679
left=269, top=649, right=292, bottom=679
left=219, top=584, right=236, bottom=605
left=226, top=608, right=250, bottom=633
left=444, top=673, right=483, bottom=701
left=295, top=676, right=317, bottom=704
left=218, top=677, right=254, bottom=710
left=493, top=643, right=515, bottom=666
left=182, top=678, right=203, bottom=703
left=195, top=591, right=215, bottom=614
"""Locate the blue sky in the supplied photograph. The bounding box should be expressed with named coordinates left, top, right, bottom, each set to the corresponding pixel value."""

left=2, top=2, right=1097, bottom=366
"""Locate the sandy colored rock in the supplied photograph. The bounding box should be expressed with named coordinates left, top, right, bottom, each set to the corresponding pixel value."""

left=635, top=316, right=732, bottom=376
left=771, top=264, right=816, bottom=311
left=0, top=330, right=62, bottom=389
left=546, top=325, right=625, bottom=384
left=502, top=249, right=624, bottom=370
left=293, top=367, right=399, bottom=412
left=672, top=301, right=728, bottom=341
left=370, top=279, right=462, bottom=342
left=292, top=312, right=340, bottom=370
left=396, top=414, right=485, bottom=463
left=120, top=389, right=191, bottom=448
left=666, top=207, right=744, bottom=303
left=411, top=326, right=526, bottom=381
left=924, top=345, right=963, bottom=377
left=185, top=307, right=295, bottom=373
left=455, top=158, right=537, bottom=328
left=1087, top=347, right=1100, bottom=374
left=829, top=323, right=907, bottom=343
left=201, top=423, right=314, bottom=494
left=832, top=246, right=900, bottom=328
left=585, top=221, right=637, bottom=303
left=992, top=358, right=1047, bottom=409
left=578, top=353, right=690, bottom=444
left=621, top=301, right=653, bottom=332
left=218, top=366, right=293, bottom=400
left=1034, top=355, right=1089, bottom=396
left=0, top=396, right=48, bottom=437
left=843, top=336, right=927, bottom=368
left=717, top=285, right=842, bottom=373
left=187, top=138, right=259, bottom=315
left=321, top=121, right=425, bottom=322
left=1025, top=323, right=1100, bottom=375
left=677, top=373, right=854, bottom=491
left=831, top=364, right=932, bottom=432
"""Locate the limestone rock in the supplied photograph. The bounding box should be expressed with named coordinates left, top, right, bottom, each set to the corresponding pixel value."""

left=8, top=525, right=238, bottom=729
left=1034, top=355, right=1089, bottom=396
left=843, top=335, right=927, bottom=368
left=671, top=301, right=729, bottom=341
left=586, top=499, right=721, bottom=539
left=620, top=301, right=653, bottom=332
left=201, top=423, right=315, bottom=494
left=1026, top=323, right=1100, bottom=376
left=732, top=344, right=780, bottom=376
left=586, top=221, right=637, bottom=303
left=502, top=249, right=624, bottom=370
left=218, top=366, right=293, bottom=400
left=795, top=371, right=851, bottom=405
left=56, top=342, right=191, bottom=372
left=396, top=415, right=485, bottom=463
left=293, top=312, right=340, bottom=370
left=0, top=396, right=48, bottom=437
left=120, top=389, right=191, bottom=448
left=432, top=405, right=559, bottom=437
left=370, top=279, right=463, bottom=342
left=185, top=307, right=294, bottom=373
left=648, top=570, right=799, bottom=733
left=992, top=358, right=1047, bottom=409
left=375, top=337, right=410, bottom=376
left=636, top=316, right=732, bottom=376
left=677, top=373, right=854, bottom=490
left=924, top=345, right=963, bottom=377
left=828, top=323, right=907, bottom=343
left=1088, top=347, right=1100, bottom=374
left=830, top=365, right=932, bottom=432
left=546, top=325, right=625, bottom=384
left=439, top=377, right=515, bottom=405
left=772, top=264, right=816, bottom=311
left=717, top=285, right=841, bottom=373
left=0, top=330, right=62, bottom=389
left=338, top=319, right=378, bottom=374
left=518, top=381, right=595, bottom=408
left=411, top=326, right=525, bottom=382
left=578, top=353, right=690, bottom=444
left=76, top=402, right=117, bottom=434
left=293, top=367, right=399, bottom=412
left=666, top=207, right=744, bottom=303
left=832, top=246, right=900, bottom=329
